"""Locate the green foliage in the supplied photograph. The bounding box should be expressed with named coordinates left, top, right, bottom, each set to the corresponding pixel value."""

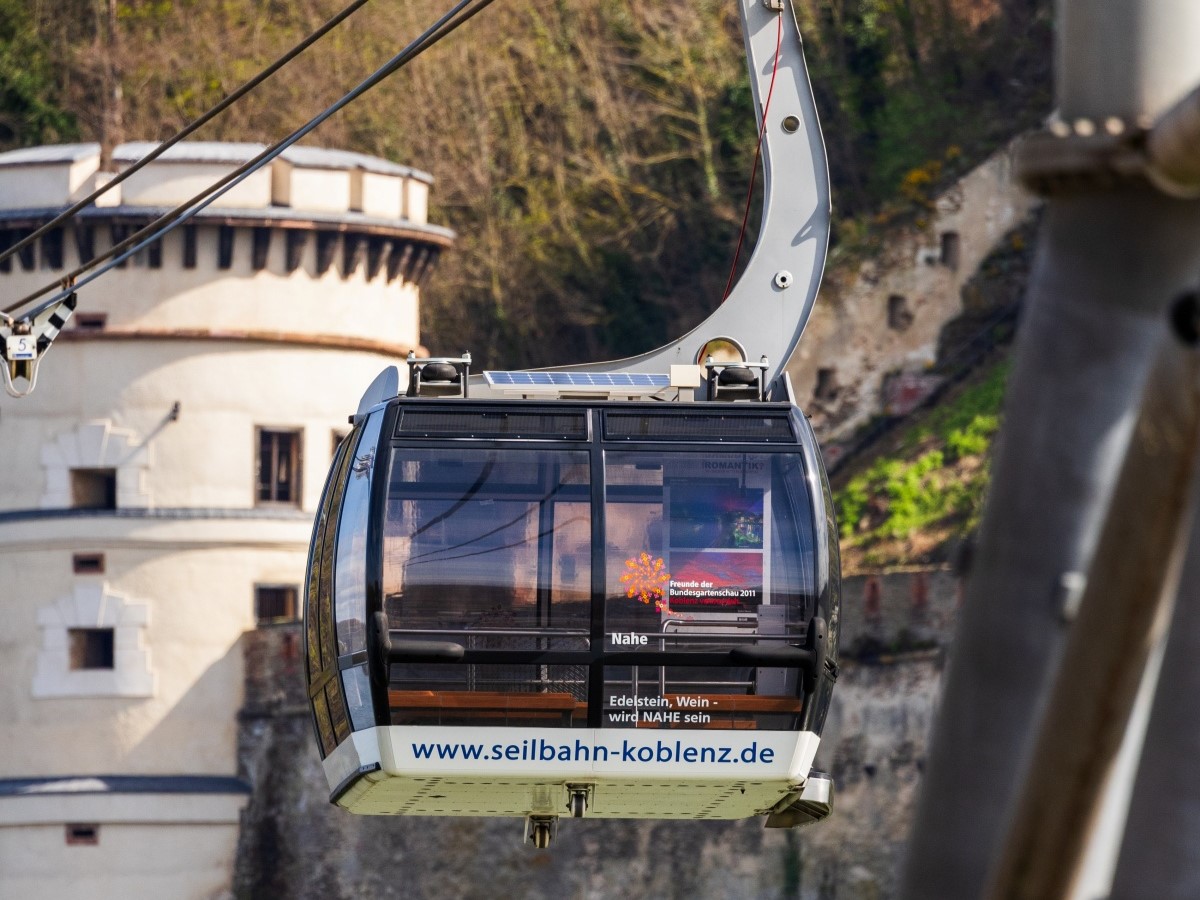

left=0, top=0, right=78, bottom=147
left=836, top=361, right=1010, bottom=550
left=907, top=361, right=1009, bottom=452
left=837, top=476, right=871, bottom=540
left=839, top=450, right=959, bottom=541
left=800, top=0, right=1052, bottom=225
left=0, top=0, right=1050, bottom=368
left=945, top=414, right=998, bottom=461
left=879, top=449, right=948, bottom=538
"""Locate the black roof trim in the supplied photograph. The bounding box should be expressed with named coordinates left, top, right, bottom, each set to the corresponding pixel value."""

left=0, top=506, right=311, bottom=524
left=0, top=775, right=251, bottom=797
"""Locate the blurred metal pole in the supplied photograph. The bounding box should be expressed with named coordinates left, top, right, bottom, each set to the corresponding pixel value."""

left=898, top=3, right=1200, bottom=898
left=1107, top=578, right=1200, bottom=899
left=1109, top=391, right=1200, bottom=896
left=981, top=319, right=1200, bottom=900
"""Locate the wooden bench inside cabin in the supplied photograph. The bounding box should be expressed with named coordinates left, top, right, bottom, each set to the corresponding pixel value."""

left=662, top=694, right=802, bottom=714
left=390, top=689, right=586, bottom=724
left=625, top=693, right=802, bottom=729
left=390, top=690, right=801, bottom=728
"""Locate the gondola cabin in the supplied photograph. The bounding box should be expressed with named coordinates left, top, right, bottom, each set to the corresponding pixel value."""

left=304, top=0, right=841, bottom=847
left=304, top=355, right=840, bottom=847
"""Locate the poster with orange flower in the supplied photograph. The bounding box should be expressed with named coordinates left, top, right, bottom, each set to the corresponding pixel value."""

left=620, top=552, right=672, bottom=613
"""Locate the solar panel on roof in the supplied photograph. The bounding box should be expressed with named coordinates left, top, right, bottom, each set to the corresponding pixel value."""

left=484, top=370, right=670, bottom=393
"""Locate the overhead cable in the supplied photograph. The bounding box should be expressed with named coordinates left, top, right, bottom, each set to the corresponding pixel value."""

left=0, top=0, right=372, bottom=273
left=5, top=0, right=498, bottom=319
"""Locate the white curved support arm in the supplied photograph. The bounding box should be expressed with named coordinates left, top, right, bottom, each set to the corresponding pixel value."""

left=549, top=0, right=830, bottom=390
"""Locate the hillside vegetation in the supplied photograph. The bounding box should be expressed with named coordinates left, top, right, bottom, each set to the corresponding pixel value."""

left=836, top=358, right=1009, bottom=572
left=0, top=0, right=1048, bottom=367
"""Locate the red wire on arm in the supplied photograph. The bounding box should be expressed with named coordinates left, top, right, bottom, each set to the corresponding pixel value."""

left=722, top=12, right=784, bottom=301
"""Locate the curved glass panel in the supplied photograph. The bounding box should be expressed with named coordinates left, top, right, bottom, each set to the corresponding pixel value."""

left=383, top=447, right=592, bottom=724
left=813, top=459, right=841, bottom=732
left=327, top=679, right=351, bottom=743
left=383, top=448, right=592, bottom=635
left=342, top=664, right=375, bottom=732
left=312, top=690, right=336, bottom=757
left=375, top=434, right=825, bottom=733
left=334, top=411, right=384, bottom=658
left=305, top=436, right=354, bottom=686
left=603, top=450, right=816, bottom=729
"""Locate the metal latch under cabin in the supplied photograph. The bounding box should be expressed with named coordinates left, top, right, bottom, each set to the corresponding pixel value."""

left=765, top=771, right=834, bottom=828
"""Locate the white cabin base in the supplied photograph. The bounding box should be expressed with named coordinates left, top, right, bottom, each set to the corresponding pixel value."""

left=324, top=726, right=821, bottom=820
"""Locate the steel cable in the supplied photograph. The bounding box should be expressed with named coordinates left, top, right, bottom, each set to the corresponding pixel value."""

left=0, top=0, right=371, bottom=275
left=4, top=0, right=497, bottom=319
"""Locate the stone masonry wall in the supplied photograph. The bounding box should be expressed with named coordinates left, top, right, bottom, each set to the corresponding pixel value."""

left=788, top=140, right=1038, bottom=453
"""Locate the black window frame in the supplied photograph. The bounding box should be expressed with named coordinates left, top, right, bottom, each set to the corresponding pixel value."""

left=376, top=402, right=829, bottom=731
left=305, top=420, right=362, bottom=757
left=256, top=426, right=303, bottom=506
left=255, top=584, right=300, bottom=624
left=70, top=467, right=117, bottom=510
left=68, top=627, right=115, bottom=670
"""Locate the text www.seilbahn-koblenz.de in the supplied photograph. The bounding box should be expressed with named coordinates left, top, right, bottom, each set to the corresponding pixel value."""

left=410, top=736, right=779, bottom=764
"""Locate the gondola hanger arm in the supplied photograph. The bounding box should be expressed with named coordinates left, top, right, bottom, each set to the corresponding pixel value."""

left=531, top=0, right=831, bottom=393
left=0, top=283, right=77, bottom=398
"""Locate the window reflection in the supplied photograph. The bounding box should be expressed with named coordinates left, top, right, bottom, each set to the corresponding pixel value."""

left=384, top=450, right=592, bottom=637
left=604, top=452, right=814, bottom=629
left=334, top=414, right=383, bottom=656
left=602, top=451, right=816, bottom=729
left=377, top=442, right=818, bottom=731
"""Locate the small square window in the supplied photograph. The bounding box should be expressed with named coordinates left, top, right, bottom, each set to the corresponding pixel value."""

left=68, top=628, right=114, bottom=670
left=941, top=231, right=961, bottom=270
left=256, top=585, right=299, bottom=624
left=71, top=468, right=117, bottom=509
left=257, top=428, right=302, bottom=505
left=75, top=313, right=108, bottom=332
left=72, top=553, right=106, bottom=575
left=887, top=294, right=914, bottom=331
left=814, top=367, right=839, bottom=402
left=66, top=823, right=99, bottom=846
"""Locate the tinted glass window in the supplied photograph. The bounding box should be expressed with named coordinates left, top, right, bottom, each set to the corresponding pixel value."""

left=604, top=412, right=793, bottom=442
left=383, top=448, right=592, bottom=638
left=334, top=412, right=384, bottom=656
left=602, top=451, right=816, bottom=728
left=257, top=428, right=302, bottom=505
left=305, top=433, right=354, bottom=684
left=397, top=408, right=587, bottom=440
left=342, top=665, right=375, bottom=731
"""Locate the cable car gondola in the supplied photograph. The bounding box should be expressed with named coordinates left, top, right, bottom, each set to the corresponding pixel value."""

left=304, top=354, right=840, bottom=847
left=304, top=0, right=838, bottom=847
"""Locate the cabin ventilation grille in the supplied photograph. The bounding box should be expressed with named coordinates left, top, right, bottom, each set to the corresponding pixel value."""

left=396, top=409, right=588, bottom=440
left=603, top=412, right=794, bottom=442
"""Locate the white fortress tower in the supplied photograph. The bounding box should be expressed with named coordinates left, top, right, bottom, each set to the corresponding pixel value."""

left=0, top=142, right=452, bottom=898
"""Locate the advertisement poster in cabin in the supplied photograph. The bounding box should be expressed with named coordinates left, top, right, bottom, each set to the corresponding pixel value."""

left=666, top=484, right=764, bottom=614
